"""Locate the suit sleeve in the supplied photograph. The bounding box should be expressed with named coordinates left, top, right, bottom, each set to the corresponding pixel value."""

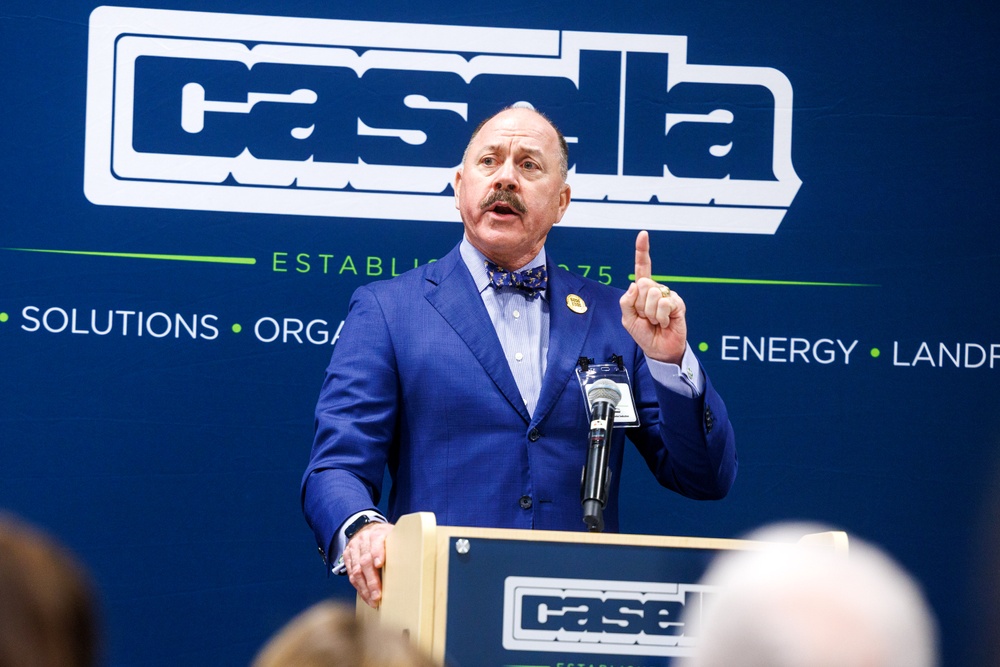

left=301, top=285, right=399, bottom=564
left=628, top=353, right=738, bottom=500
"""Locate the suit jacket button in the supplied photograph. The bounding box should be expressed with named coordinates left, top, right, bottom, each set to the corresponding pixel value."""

left=528, top=428, right=541, bottom=442
left=519, top=495, right=533, bottom=509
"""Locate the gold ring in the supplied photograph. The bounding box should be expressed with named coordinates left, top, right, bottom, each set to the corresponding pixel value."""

left=659, top=285, right=671, bottom=298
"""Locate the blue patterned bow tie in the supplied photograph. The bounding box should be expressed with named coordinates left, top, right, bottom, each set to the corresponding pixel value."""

left=484, top=260, right=548, bottom=300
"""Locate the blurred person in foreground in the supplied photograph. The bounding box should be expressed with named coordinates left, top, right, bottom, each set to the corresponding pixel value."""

left=0, top=514, right=99, bottom=667
left=679, top=523, right=938, bottom=667
left=251, top=601, right=436, bottom=667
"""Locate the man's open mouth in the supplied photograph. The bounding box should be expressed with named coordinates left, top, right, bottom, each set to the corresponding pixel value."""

left=480, top=190, right=527, bottom=215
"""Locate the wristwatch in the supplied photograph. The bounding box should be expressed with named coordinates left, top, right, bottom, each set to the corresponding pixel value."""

left=344, top=514, right=373, bottom=541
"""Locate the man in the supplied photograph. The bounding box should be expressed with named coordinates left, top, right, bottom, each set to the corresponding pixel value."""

left=252, top=602, right=435, bottom=667
left=678, top=523, right=938, bottom=667
left=302, top=106, right=737, bottom=607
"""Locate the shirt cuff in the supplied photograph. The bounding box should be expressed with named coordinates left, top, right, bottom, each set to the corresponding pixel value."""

left=645, top=343, right=705, bottom=398
left=330, top=510, right=387, bottom=575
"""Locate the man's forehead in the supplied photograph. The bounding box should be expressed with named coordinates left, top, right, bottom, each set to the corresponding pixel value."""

left=473, top=110, right=559, bottom=150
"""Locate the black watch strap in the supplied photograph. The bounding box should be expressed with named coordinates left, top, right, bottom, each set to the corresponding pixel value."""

left=344, top=514, right=373, bottom=541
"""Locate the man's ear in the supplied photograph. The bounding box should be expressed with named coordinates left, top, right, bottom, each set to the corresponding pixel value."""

left=553, top=183, right=572, bottom=224
left=453, top=169, right=463, bottom=210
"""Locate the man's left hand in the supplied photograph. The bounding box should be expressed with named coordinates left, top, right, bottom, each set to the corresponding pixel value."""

left=619, top=230, right=687, bottom=365
left=344, top=521, right=393, bottom=609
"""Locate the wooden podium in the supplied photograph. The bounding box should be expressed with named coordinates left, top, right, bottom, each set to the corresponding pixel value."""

left=358, top=512, right=847, bottom=666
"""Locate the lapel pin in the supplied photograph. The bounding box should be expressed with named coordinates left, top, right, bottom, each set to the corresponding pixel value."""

left=566, top=294, right=588, bottom=314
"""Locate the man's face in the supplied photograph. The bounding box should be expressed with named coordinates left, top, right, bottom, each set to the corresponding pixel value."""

left=454, top=108, right=571, bottom=269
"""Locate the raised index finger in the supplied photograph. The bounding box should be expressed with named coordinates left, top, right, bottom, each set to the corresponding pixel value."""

left=634, top=230, right=652, bottom=282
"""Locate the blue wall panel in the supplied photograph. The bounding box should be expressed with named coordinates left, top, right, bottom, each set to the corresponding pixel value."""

left=1, top=2, right=998, bottom=665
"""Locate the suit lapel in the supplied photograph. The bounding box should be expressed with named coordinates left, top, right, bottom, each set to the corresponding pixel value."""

left=532, top=264, right=595, bottom=426
left=424, top=246, right=532, bottom=424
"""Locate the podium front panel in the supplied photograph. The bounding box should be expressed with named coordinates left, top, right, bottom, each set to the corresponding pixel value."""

left=442, top=535, right=720, bottom=667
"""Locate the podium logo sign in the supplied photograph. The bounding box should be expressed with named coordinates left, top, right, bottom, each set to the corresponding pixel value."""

left=502, top=576, right=712, bottom=657
left=84, top=6, right=800, bottom=234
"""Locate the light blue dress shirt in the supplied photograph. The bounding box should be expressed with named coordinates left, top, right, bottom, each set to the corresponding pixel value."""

left=459, top=237, right=704, bottom=403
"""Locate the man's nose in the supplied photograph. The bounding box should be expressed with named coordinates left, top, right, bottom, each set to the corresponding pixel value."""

left=492, top=160, right=518, bottom=191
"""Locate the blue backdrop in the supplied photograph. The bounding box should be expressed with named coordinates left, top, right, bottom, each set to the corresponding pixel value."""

left=1, top=2, right=998, bottom=665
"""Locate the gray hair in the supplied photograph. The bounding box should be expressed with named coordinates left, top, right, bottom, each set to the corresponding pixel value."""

left=679, top=523, right=938, bottom=667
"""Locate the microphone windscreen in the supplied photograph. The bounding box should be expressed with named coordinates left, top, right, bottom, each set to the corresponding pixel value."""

left=587, top=378, right=622, bottom=407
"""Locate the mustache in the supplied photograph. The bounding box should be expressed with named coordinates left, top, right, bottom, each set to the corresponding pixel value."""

left=479, top=188, right=528, bottom=214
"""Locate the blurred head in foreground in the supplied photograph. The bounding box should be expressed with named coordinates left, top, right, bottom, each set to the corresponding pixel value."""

left=0, top=514, right=99, bottom=667
left=252, top=601, right=437, bottom=667
left=680, top=523, right=938, bottom=667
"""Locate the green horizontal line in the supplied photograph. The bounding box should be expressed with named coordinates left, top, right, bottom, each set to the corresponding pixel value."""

left=4, top=247, right=256, bottom=265
left=630, top=274, right=876, bottom=287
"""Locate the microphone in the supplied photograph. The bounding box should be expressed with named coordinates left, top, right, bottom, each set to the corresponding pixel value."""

left=581, top=378, right=622, bottom=532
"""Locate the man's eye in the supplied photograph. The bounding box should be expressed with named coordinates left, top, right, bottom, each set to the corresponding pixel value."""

left=523, top=161, right=537, bottom=170
left=482, top=157, right=496, bottom=166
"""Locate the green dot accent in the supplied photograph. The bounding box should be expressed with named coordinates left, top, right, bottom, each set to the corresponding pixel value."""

left=870, top=348, right=880, bottom=358
left=0, top=312, right=8, bottom=323
left=698, top=341, right=709, bottom=352
left=231, top=324, right=242, bottom=334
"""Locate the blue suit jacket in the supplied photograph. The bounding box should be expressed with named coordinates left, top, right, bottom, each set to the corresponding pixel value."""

left=302, top=243, right=737, bottom=562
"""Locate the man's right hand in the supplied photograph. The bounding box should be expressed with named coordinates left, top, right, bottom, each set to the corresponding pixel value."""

left=620, top=230, right=688, bottom=365
left=344, top=521, right=394, bottom=608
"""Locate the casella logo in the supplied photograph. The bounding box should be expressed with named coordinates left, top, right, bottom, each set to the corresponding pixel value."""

left=502, top=576, right=712, bottom=657
left=84, top=6, right=800, bottom=233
